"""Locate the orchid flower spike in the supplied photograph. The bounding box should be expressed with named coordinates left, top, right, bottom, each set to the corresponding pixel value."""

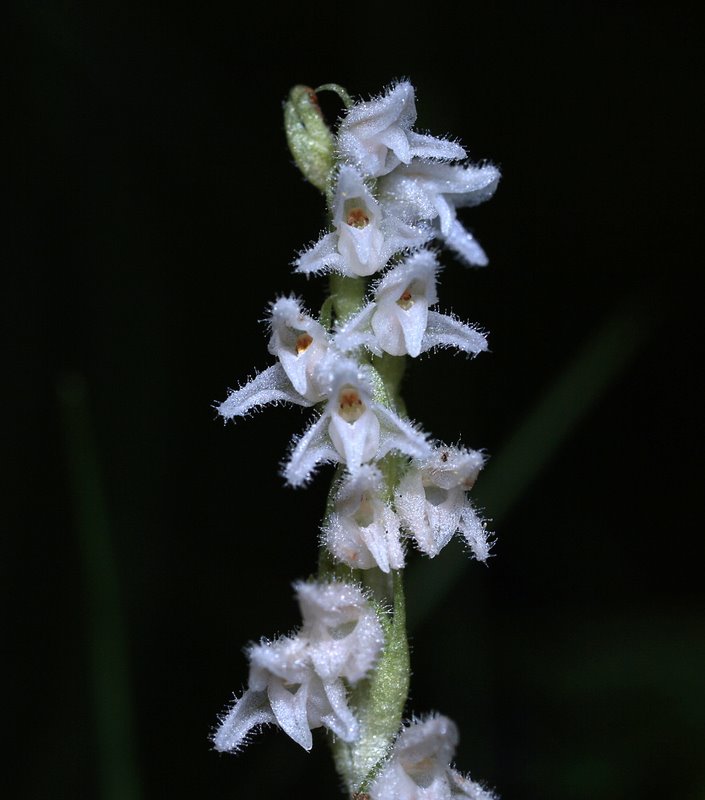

left=337, top=81, right=467, bottom=178
left=295, top=165, right=430, bottom=277
left=396, top=444, right=492, bottom=560
left=380, top=161, right=500, bottom=266
left=213, top=78, right=501, bottom=799
left=335, top=249, right=488, bottom=358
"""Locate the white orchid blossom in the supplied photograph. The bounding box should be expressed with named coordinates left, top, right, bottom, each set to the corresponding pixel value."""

left=369, top=715, right=496, bottom=800
left=213, top=581, right=384, bottom=753
left=284, top=353, right=430, bottom=486
left=396, top=445, right=491, bottom=559
left=323, top=464, right=405, bottom=573
left=267, top=296, right=330, bottom=401
left=297, top=579, right=385, bottom=682
left=295, top=165, right=430, bottom=277
left=217, top=296, right=329, bottom=419
left=380, top=161, right=500, bottom=266
left=338, top=82, right=467, bottom=178
left=335, top=249, right=488, bottom=358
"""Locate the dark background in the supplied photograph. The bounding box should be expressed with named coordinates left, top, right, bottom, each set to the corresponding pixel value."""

left=8, top=3, right=702, bottom=799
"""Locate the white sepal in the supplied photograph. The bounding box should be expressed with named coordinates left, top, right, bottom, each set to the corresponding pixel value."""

left=217, top=363, right=314, bottom=421
left=442, top=218, right=490, bottom=267
left=380, top=162, right=500, bottom=229
left=338, top=82, right=466, bottom=178
left=283, top=412, right=340, bottom=487
left=380, top=161, right=500, bottom=266
left=376, top=404, right=431, bottom=462
left=458, top=505, right=492, bottom=563
left=309, top=675, right=359, bottom=743
left=333, top=302, right=379, bottom=354
left=211, top=690, right=277, bottom=754
left=423, top=310, right=488, bottom=356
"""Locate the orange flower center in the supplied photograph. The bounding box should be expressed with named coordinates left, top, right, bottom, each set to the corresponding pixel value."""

left=346, top=207, right=370, bottom=228
left=295, top=332, right=313, bottom=354
left=338, top=386, right=365, bottom=422
left=397, top=288, right=414, bottom=310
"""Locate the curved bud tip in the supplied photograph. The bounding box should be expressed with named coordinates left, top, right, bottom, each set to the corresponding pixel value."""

left=284, top=85, right=336, bottom=193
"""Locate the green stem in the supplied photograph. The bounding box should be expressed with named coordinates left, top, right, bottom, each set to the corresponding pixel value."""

left=320, top=279, right=412, bottom=795
left=329, top=273, right=367, bottom=325
left=333, top=571, right=409, bottom=793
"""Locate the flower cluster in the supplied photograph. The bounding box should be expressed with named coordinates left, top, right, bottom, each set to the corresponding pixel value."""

left=214, top=581, right=384, bottom=752
left=217, top=81, right=496, bottom=568
left=213, top=80, right=499, bottom=798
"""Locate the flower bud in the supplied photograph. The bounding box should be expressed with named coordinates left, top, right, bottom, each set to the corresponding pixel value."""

left=284, top=85, right=336, bottom=192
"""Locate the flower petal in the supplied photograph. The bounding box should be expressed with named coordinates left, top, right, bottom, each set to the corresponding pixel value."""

left=441, top=218, right=489, bottom=267
left=294, top=232, right=341, bottom=275
left=212, top=690, right=277, bottom=753
left=333, top=302, right=380, bottom=354
left=283, top=412, right=338, bottom=487
left=376, top=405, right=431, bottom=461
left=421, top=310, right=488, bottom=356
left=458, top=505, right=492, bottom=562
left=267, top=679, right=313, bottom=751
left=217, top=363, right=313, bottom=420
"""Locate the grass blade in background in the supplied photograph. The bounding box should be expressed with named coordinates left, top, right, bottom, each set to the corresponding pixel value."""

left=58, top=374, right=142, bottom=800
left=407, top=293, right=657, bottom=631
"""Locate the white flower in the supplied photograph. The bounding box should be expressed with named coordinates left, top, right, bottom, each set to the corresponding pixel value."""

left=396, top=445, right=491, bottom=559
left=213, top=581, right=384, bottom=753
left=335, top=250, right=488, bottom=358
left=217, top=297, right=329, bottom=419
left=322, top=465, right=405, bottom=573
left=213, top=635, right=359, bottom=751
left=338, top=82, right=467, bottom=178
left=369, top=715, right=496, bottom=800
left=380, top=161, right=500, bottom=266
left=295, top=165, right=429, bottom=277
left=284, top=353, right=430, bottom=486
left=297, top=579, right=385, bottom=682
left=267, top=296, right=330, bottom=401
